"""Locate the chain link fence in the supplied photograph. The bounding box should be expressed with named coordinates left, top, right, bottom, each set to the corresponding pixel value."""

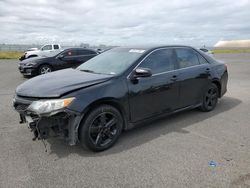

left=0, top=44, right=42, bottom=52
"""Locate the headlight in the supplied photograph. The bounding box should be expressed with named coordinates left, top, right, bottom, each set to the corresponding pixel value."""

left=25, top=62, right=37, bottom=67
left=27, top=97, right=75, bottom=115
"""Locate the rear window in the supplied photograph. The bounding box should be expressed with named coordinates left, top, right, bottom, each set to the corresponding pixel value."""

left=175, top=48, right=199, bottom=68
left=77, top=49, right=97, bottom=55
left=54, top=45, right=59, bottom=49
left=197, top=52, right=209, bottom=64
left=200, top=51, right=217, bottom=64
left=207, top=56, right=218, bottom=63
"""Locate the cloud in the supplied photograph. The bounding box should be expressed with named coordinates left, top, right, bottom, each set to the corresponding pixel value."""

left=0, top=0, right=250, bottom=46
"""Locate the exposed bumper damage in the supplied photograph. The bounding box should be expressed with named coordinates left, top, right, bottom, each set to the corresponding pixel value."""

left=18, top=64, right=37, bottom=76
left=13, top=96, right=83, bottom=146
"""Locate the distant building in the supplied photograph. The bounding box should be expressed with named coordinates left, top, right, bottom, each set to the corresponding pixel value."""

left=214, top=40, right=250, bottom=48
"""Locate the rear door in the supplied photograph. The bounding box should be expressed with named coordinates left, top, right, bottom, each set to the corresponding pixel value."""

left=175, top=47, right=211, bottom=108
left=127, top=48, right=180, bottom=122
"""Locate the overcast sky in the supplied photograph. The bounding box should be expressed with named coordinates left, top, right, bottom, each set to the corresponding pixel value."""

left=0, top=0, right=250, bottom=46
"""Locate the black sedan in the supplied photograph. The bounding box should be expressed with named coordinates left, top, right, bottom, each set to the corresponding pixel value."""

left=18, top=48, right=98, bottom=76
left=13, top=45, right=228, bottom=151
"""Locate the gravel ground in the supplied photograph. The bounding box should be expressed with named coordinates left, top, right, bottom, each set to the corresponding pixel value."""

left=0, top=53, right=250, bottom=188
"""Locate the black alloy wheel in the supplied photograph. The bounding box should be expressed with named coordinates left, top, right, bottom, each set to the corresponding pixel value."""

left=79, top=105, right=123, bottom=151
left=200, top=83, right=218, bottom=112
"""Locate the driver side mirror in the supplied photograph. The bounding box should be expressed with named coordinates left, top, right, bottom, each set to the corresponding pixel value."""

left=132, top=68, right=152, bottom=78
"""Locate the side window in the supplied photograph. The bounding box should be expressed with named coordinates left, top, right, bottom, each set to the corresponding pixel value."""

left=62, top=50, right=77, bottom=57
left=89, top=50, right=97, bottom=55
left=139, top=49, right=176, bottom=74
left=197, top=53, right=209, bottom=64
left=42, top=45, right=52, bottom=51
left=77, top=49, right=97, bottom=55
left=175, top=48, right=199, bottom=68
left=54, top=45, right=59, bottom=50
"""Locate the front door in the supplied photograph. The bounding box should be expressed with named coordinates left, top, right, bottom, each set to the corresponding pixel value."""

left=59, top=49, right=79, bottom=68
left=127, top=48, right=180, bottom=122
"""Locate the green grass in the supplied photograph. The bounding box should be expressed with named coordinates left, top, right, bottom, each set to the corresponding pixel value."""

left=1, top=48, right=250, bottom=59
left=213, top=48, right=250, bottom=54
left=0, top=51, right=23, bottom=59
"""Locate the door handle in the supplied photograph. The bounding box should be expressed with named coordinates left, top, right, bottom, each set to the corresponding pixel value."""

left=171, top=75, right=178, bottom=81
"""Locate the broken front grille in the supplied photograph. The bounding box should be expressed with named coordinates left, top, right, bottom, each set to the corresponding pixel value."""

left=15, top=104, right=29, bottom=111
left=13, top=95, right=37, bottom=113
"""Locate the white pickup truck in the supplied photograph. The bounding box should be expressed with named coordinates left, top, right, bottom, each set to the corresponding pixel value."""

left=19, top=44, right=62, bottom=60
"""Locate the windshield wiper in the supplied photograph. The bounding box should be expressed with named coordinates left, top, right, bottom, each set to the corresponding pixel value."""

left=80, top=69, right=95, bottom=73
left=80, top=69, right=114, bottom=75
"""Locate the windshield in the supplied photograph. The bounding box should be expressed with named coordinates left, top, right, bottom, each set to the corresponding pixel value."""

left=77, top=47, right=146, bottom=75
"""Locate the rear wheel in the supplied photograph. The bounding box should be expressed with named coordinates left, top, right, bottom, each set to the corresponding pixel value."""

left=200, top=83, right=219, bottom=112
left=79, top=105, right=123, bottom=152
left=38, top=64, right=52, bottom=75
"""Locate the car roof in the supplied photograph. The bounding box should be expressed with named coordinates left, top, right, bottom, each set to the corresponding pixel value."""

left=116, top=45, right=195, bottom=51
left=63, top=47, right=96, bottom=51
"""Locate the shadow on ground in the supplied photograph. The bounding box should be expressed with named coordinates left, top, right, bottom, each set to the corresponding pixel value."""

left=47, top=96, right=241, bottom=158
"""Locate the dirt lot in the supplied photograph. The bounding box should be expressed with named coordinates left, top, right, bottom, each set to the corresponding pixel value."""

left=0, top=54, right=250, bottom=188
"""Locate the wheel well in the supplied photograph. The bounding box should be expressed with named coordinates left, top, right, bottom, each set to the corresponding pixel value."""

left=212, top=80, right=221, bottom=97
left=79, top=99, right=127, bottom=132
left=38, top=63, right=53, bottom=71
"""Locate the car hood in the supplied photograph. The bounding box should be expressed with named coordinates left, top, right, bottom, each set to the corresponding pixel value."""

left=19, top=57, right=52, bottom=65
left=26, top=50, right=40, bottom=55
left=16, top=69, right=114, bottom=98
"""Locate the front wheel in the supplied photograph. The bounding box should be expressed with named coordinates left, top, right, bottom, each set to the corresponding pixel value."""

left=38, top=64, right=52, bottom=75
left=199, top=83, right=219, bottom=112
left=79, top=105, right=123, bottom=152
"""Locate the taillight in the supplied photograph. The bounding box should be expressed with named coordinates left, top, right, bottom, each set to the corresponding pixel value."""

left=224, top=64, right=227, bottom=70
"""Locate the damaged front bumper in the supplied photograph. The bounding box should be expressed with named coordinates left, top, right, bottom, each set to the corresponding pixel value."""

left=13, top=96, right=83, bottom=145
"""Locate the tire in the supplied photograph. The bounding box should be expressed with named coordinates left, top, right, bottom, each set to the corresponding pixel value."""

left=79, top=105, right=123, bottom=152
left=38, top=64, right=52, bottom=75
left=199, top=83, right=219, bottom=112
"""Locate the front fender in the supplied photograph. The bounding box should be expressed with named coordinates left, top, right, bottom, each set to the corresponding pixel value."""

left=26, top=50, right=40, bottom=57
left=64, top=78, right=130, bottom=128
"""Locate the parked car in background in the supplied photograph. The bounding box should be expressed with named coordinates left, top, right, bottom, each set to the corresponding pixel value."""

left=199, top=48, right=214, bottom=56
left=19, top=44, right=62, bottom=61
left=13, top=45, right=228, bottom=151
left=18, top=48, right=98, bottom=76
